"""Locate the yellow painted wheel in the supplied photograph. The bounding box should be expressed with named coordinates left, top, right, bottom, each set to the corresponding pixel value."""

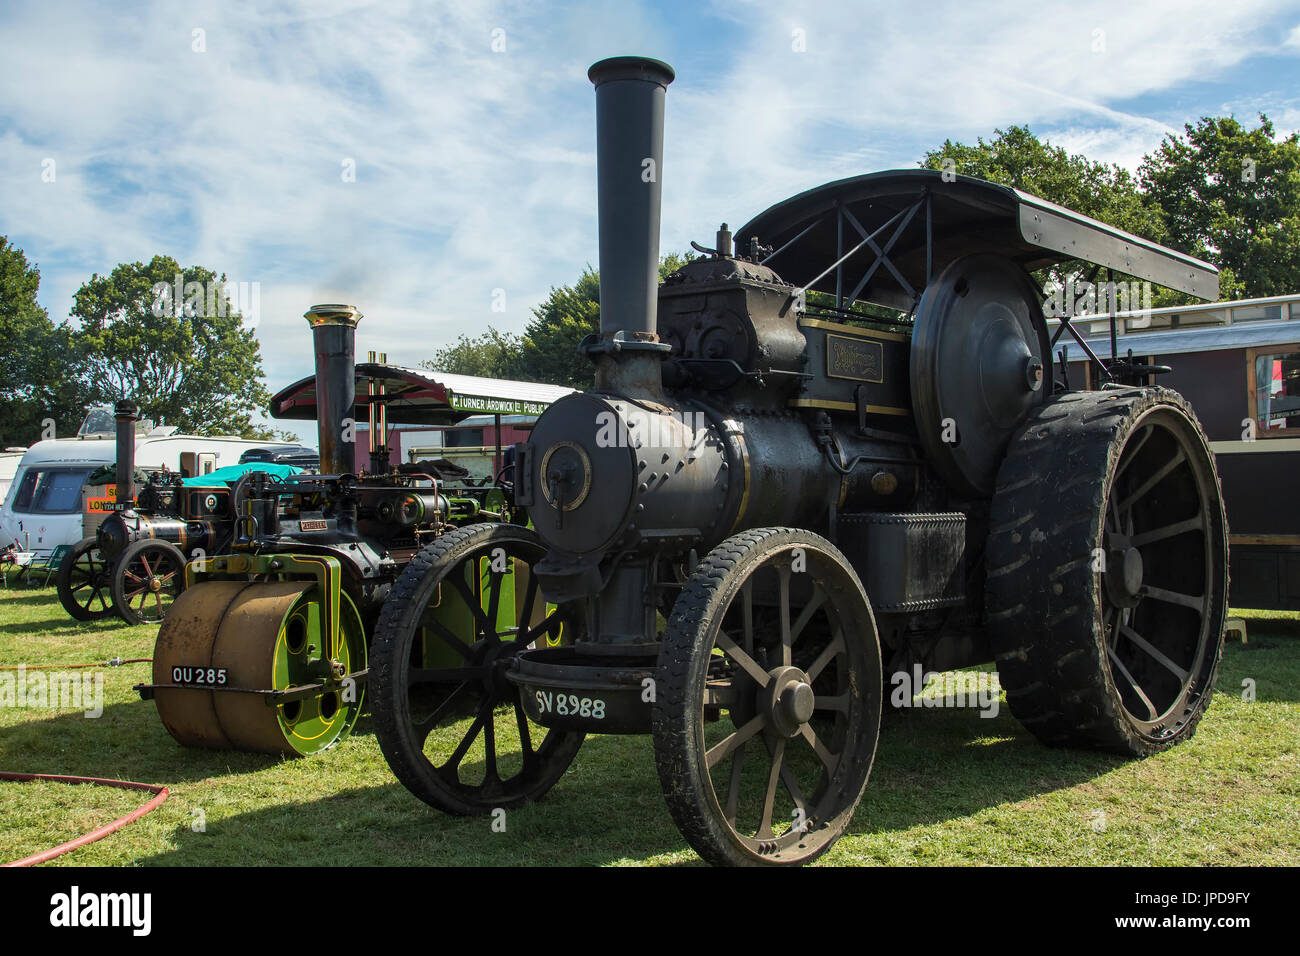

left=153, top=581, right=366, bottom=755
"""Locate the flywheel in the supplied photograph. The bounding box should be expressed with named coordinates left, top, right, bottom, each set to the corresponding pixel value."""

left=910, top=253, right=1050, bottom=498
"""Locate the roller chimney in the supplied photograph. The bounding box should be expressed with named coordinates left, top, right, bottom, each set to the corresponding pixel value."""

left=585, top=56, right=674, bottom=396
left=114, top=400, right=139, bottom=509
left=304, top=304, right=362, bottom=475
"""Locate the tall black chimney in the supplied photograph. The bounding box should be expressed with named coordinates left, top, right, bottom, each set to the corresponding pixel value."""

left=114, top=399, right=139, bottom=509
left=304, top=304, right=362, bottom=475
left=585, top=56, right=674, bottom=396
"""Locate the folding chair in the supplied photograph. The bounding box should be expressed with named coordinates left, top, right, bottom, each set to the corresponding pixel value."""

left=24, top=544, right=72, bottom=588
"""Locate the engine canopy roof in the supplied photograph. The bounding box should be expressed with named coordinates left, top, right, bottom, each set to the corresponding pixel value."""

left=737, top=169, right=1219, bottom=308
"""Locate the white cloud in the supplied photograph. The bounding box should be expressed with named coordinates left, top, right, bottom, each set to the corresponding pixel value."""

left=2, top=0, right=1297, bottom=425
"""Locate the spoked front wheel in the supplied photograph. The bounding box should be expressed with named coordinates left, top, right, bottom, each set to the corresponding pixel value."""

left=653, top=528, right=882, bottom=866
left=370, top=523, right=585, bottom=815
left=112, top=539, right=186, bottom=625
left=56, top=537, right=115, bottom=621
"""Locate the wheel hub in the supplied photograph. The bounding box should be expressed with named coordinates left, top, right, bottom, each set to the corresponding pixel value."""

left=1105, top=546, right=1144, bottom=608
left=761, top=665, right=815, bottom=738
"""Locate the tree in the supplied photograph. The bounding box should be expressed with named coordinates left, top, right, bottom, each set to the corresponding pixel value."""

left=516, top=252, right=696, bottom=388
left=516, top=267, right=603, bottom=387
left=1139, top=114, right=1300, bottom=300
left=920, top=126, right=1200, bottom=308
left=421, top=327, right=524, bottom=379
left=70, top=256, right=276, bottom=438
left=0, top=237, right=89, bottom=446
left=921, top=126, right=1166, bottom=242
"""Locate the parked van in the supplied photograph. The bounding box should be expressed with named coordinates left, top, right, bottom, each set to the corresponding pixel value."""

left=0, top=408, right=297, bottom=560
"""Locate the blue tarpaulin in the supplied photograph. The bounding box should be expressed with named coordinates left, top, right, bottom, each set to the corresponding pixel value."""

left=180, top=463, right=302, bottom=486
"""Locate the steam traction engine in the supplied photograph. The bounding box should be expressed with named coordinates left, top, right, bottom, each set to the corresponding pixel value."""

left=136, top=305, right=551, bottom=756
left=368, top=57, right=1229, bottom=865
left=56, top=401, right=245, bottom=626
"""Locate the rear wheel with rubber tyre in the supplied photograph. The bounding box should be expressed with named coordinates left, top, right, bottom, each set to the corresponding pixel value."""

left=986, top=387, right=1228, bottom=756
left=653, top=528, right=882, bottom=866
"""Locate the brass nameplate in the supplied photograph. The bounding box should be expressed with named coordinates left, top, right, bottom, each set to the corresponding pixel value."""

left=826, top=334, right=884, bottom=383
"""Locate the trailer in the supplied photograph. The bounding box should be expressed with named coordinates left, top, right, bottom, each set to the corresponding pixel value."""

left=1060, top=293, right=1300, bottom=610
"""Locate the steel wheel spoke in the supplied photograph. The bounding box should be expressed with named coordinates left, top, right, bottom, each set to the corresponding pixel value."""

left=1119, top=449, right=1185, bottom=513
left=789, top=585, right=825, bottom=646
left=1118, top=624, right=1189, bottom=682
left=441, top=701, right=490, bottom=774
left=798, top=723, right=836, bottom=772
left=1141, top=584, right=1205, bottom=614
left=706, top=712, right=766, bottom=769
left=521, top=609, right=563, bottom=644
left=410, top=666, right=489, bottom=683
left=1115, top=425, right=1154, bottom=477
left=483, top=707, right=499, bottom=781
left=449, top=572, right=493, bottom=637
left=741, top=580, right=754, bottom=656
left=485, top=568, right=504, bottom=642
left=1130, top=514, right=1204, bottom=548
left=756, top=737, right=786, bottom=840
left=813, top=692, right=848, bottom=713
left=779, top=568, right=792, bottom=666
left=716, top=630, right=771, bottom=687
left=413, top=680, right=470, bottom=743
left=1107, top=646, right=1159, bottom=720
left=514, top=698, right=535, bottom=764
left=806, top=631, right=845, bottom=682
left=517, top=571, right=540, bottom=642
left=724, top=742, right=746, bottom=825
left=765, top=733, right=807, bottom=817
left=425, top=615, right=475, bottom=660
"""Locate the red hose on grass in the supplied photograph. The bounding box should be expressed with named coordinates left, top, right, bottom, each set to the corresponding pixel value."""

left=0, top=658, right=151, bottom=670
left=0, top=771, right=169, bottom=867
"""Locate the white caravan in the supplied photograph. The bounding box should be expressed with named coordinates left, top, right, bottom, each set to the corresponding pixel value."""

left=0, top=448, right=26, bottom=502
left=0, top=408, right=296, bottom=560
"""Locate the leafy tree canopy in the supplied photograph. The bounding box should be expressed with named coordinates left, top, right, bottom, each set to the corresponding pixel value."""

left=1140, top=114, right=1300, bottom=300
left=0, top=237, right=88, bottom=445
left=70, top=255, right=276, bottom=439
left=422, top=328, right=524, bottom=379
left=516, top=252, right=696, bottom=388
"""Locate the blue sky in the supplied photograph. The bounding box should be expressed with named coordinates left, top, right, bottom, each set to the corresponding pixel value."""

left=2, top=0, right=1299, bottom=443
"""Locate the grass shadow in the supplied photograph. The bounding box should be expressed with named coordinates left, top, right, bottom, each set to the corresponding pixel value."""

left=0, top=697, right=289, bottom=785
left=0, top=616, right=133, bottom=636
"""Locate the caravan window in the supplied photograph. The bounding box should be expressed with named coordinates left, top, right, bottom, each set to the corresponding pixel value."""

left=1250, top=346, right=1300, bottom=434
left=12, top=467, right=95, bottom=514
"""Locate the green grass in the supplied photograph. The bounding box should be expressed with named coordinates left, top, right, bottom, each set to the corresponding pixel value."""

left=0, top=586, right=1297, bottom=866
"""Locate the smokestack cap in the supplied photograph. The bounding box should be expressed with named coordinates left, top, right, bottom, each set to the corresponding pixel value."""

left=114, top=400, right=139, bottom=420
left=305, top=304, right=363, bottom=328
left=588, top=56, right=674, bottom=88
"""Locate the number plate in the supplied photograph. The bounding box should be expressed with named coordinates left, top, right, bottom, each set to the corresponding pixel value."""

left=533, top=690, right=606, bottom=721
left=299, top=519, right=328, bottom=531
left=172, top=666, right=228, bottom=686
